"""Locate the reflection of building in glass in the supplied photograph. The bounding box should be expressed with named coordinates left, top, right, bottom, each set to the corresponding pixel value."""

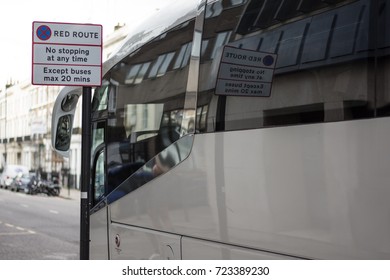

left=198, top=0, right=390, bottom=132
left=124, top=104, right=164, bottom=142
left=97, top=15, right=197, bottom=200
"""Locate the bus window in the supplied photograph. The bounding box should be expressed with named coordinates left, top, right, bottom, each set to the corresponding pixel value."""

left=92, top=83, right=109, bottom=112
left=173, top=43, right=192, bottom=69
left=197, top=0, right=386, bottom=132
left=124, top=104, right=164, bottom=143
left=92, top=122, right=105, bottom=154
left=377, top=0, right=390, bottom=117
left=93, top=149, right=105, bottom=205
left=93, top=18, right=196, bottom=196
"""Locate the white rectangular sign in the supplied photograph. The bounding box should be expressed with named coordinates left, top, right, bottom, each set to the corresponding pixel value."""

left=32, top=22, right=102, bottom=45
left=32, top=65, right=102, bottom=85
left=33, top=45, right=101, bottom=66
left=216, top=46, right=277, bottom=97
left=32, top=21, right=102, bottom=86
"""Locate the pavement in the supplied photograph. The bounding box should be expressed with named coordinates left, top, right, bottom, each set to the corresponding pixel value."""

left=59, top=187, right=80, bottom=200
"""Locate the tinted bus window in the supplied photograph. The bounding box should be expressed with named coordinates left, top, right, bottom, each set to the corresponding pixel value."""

left=93, top=19, right=195, bottom=194
left=197, top=0, right=388, bottom=132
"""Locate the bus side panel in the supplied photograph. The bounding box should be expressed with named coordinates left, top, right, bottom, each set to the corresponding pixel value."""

left=192, top=117, right=390, bottom=259
left=181, top=237, right=300, bottom=260
left=90, top=205, right=110, bottom=259
left=109, top=223, right=181, bottom=260
left=110, top=117, right=390, bottom=259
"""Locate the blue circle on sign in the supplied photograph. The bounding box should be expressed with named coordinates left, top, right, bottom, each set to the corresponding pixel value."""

left=263, top=55, right=275, bottom=66
left=36, top=25, right=52, bottom=41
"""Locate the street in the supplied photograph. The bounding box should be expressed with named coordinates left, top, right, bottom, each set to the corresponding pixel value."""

left=0, top=188, right=79, bottom=259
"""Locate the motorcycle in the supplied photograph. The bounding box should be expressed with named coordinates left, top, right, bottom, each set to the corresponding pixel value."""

left=39, top=180, right=61, bottom=196
left=25, top=179, right=61, bottom=196
left=24, top=177, right=39, bottom=194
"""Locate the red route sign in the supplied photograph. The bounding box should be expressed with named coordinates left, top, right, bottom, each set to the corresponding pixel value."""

left=32, top=21, right=102, bottom=86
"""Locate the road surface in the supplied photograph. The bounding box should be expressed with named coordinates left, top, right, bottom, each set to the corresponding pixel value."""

left=0, top=188, right=79, bottom=259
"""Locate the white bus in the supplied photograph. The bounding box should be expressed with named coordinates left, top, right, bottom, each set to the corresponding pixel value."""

left=52, top=0, right=390, bottom=259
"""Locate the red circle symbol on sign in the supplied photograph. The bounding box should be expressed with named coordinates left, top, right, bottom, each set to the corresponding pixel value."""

left=36, top=25, right=52, bottom=41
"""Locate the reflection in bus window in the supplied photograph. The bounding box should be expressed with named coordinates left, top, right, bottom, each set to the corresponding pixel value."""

left=96, top=18, right=195, bottom=194
left=135, top=63, right=151, bottom=84
left=124, top=104, right=164, bottom=143
left=157, top=52, right=175, bottom=77
left=92, top=83, right=109, bottom=112
left=125, top=64, right=142, bottom=84
left=230, top=0, right=246, bottom=6
left=210, top=31, right=232, bottom=59
left=197, top=0, right=389, bottom=132
left=205, top=1, right=223, bottom=18
left=148, top=52, right=175, bottom=78
left=125, top=62, right=151, bottom=85
left=173, top=43, right=192, bottom=69
left=93, top=150, right=105, bottom=205
left=92, top=122, right=105, bottom=153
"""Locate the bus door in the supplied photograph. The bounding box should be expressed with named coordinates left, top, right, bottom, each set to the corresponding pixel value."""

left=90, top=120, right=110, bottom=259
left=88, top=2, right=200, bottom=258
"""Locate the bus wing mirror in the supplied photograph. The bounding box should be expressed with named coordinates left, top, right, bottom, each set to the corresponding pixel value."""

left=55, top=115, right=72, bottom=152
left=51, top=87, right=82, bottom=157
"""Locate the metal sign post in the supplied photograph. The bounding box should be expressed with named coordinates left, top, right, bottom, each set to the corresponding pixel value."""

left=32, top=21, right=102, bottom=260
left=80, top=86, right=92, bottom=260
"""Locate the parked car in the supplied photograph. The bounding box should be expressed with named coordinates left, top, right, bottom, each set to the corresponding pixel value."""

left=9, top=174, right=36, bottom=192
left=0, top=165, right=29, bottom=189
